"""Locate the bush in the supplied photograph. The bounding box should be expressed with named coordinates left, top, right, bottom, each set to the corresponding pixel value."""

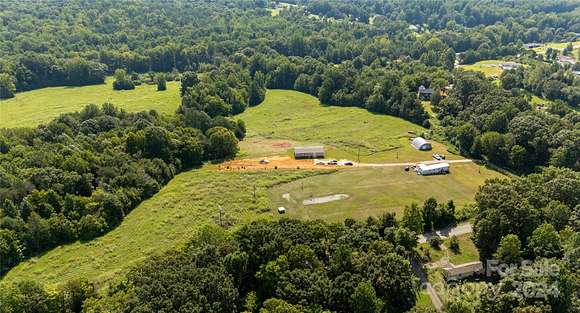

left=447, top=235, right=460, bottom=253
left=428, top=236, right=442, bottom=249
left=112, top=69, right=135, bottom=90
left=78, top=215, right=108, bottom=241
left=156, top=74, right=167, bottom=91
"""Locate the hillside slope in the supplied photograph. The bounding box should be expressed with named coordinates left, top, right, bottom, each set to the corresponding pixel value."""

left=238, top=89, right=459, bottom=162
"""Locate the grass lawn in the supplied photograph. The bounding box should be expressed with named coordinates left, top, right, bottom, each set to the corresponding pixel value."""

left=269, top=164, right=503, bottom=222
left=459, top=60, right=503, bottom=77
left=418, top=234, right=480, bottom=265
left=2, top=167, right=322, bottom=287
left=238, top=89, right=459, bottom=163
left=414, top=290, right=436, bottom=310
left=448, top=234, right=479, bottom=264
left=0, top=77, right=180, bottom=128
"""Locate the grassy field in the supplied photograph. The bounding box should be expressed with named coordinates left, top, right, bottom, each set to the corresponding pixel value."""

left=0, top=77, right=180, bottom=128
left=459, top=60, right=503, bottom=77
left=269, top=164, right=503, bottom=222
left=238, top=89, right=459, bottom=163
left=531, top=41, right=580, bottom=55
left=2, top=167, right=322, bottom=287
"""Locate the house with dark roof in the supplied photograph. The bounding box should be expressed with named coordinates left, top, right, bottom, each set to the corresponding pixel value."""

left=417, top=85, right=434, bottom=100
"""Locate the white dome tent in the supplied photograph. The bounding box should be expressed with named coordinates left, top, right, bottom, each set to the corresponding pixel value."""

left=411, top=137, right=432, bottom=151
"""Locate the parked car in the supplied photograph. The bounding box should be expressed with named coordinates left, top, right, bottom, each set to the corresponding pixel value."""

left=328, top=160, right=338, bottom=165
left=260, top=159, right=270, bottom=164
left=340, top=160, right=354, bottom=166
left=432, top=153, right=442, bottom=160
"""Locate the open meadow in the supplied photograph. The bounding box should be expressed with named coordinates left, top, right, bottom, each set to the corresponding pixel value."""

left=269, top=163, right=503, bottom=222
left=238, top=89, right=459, bottom=162
left=458, top=59, right=504, bottom=77
left=0, top=77, right=180, bottom=128
left=530, top=41, right=580, bottom=55
left=2, top=168, right=323, bottom=287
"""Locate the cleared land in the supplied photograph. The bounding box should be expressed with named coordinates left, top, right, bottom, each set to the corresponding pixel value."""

left=0, top=78, right=180, bottom=128
left=270, top=163, right=503, bottom=222
left=459, top=60, right=503, bottom=77
left=3, top=168, right=322, bottom=287
left=238, top=89, right=459, bottom=163
left=530, top=41, right=580, bottom=55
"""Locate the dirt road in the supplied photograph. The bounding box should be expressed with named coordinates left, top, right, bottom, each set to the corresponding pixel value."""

left=220, top=156, right=474, bottom=171
left=357, top=159, right=474, bottom=168
left=418, top=222, right=473, bottom=244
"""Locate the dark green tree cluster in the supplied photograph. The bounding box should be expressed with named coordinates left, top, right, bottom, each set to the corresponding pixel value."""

left=401, top=198, right=456, bottom=233
left=438, top=71, right=579, bottom=172
left=473, top=167, right=579, bottom=260
left=465, top=167, right=580, bottom=313
left=73, top=218, right=420, bottom=313
left=0, top=103, right=244, bottom=275
left=112, top=69, right=135, bottom=90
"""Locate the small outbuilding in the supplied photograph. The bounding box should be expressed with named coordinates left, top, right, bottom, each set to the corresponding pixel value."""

left=277, top=207, right=286, bottom=214
left=411, top=137, right=432, bottom=151
left=417, top=85, right=435, bottom=100
left=442, top=261, right=484, bottom=281
left=500, top=62, right=522, bottom=71
left=416, top=162, right=449, bottom=175
left=294, top=146, right=324, bottom=159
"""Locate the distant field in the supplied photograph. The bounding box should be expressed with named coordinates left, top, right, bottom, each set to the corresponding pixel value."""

left=531, top=41, right=580, bottom=55
left=270, top=163, right=503, bottom=222
left=2, top=168, right=321, bottom=287
left=238, top=89, right=459, bottom=163
left=459, top=60, right=503, bottom=77
left=0, top=77, right=180, bottom=128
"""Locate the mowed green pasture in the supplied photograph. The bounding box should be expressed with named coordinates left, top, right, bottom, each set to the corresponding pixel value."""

left=531, top=41, right=580, bottom=55
left=270, top=163, right=503, bottom=222
left=238, top=89, right=459, bottom=162
left=2, top=168, right=322, bottom=287
left=459, top=60, right=503, bottom=77
left=0, top=78, right=180, bottom=128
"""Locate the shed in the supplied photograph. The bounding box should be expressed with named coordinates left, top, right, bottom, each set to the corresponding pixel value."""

left=411, top=137, right=432, bottom=151
left=500, top=62, right=522, bottom=71
left=557, top=55, right=577, bottom=65
left=416, top=162, right=449, bottom=175
left=442, top=261, right=484, bottom=281
left=294, top=146, right=324, bottom=159
left=277, top=207, right=286, bottom=214
left=417, top=85, right=434, bottom=100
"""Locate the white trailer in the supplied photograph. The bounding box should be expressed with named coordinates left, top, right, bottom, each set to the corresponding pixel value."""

left=416, top=162, right=449, bottom=175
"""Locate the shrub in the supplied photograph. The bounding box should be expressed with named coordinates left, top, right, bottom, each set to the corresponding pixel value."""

left=428, top=236, right=442, bottom=249
left=447, top=235, right=460, bottom=253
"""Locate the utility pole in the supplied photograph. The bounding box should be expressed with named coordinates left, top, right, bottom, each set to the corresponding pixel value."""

left=218, top=205, right=224, bottom=227
left=253, top=184, right=256, bottom=203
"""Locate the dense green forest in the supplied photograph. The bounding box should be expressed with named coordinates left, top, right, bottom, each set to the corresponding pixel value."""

left=0, top=0, right=579, bottom=312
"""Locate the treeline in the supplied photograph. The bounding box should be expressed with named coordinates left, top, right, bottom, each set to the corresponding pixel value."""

left=302, top=0, right=580, bottom=34
left=437, top=71, right=579, bottom=172
left=456, top=167, right=579, bottom=313
left=0, top=103, right=244, bottom=275
left=1, top=218, right=420, bottom=313
left=0, top=56, right=106, bottom=94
